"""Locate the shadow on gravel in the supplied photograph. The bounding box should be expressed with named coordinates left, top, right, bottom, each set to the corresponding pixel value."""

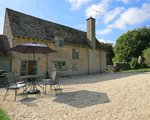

left=53, top=90, right=110, bottom=108
left=18, top=97, right=38, bottom=106
left=60, top=72, right=149, bottom=85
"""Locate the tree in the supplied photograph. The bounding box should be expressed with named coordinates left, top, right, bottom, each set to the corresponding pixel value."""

left=113, top=27, right=150, bottom=62
left=0, top=40, right=8, bottom=56
left=105, top=43, right=115, bottom=65
left=142, top=47, right=150, bottom=66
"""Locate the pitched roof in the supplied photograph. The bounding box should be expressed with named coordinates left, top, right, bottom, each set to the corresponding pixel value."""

left=6, top=8, right=93, bottom=47
left=0, top=35, right=12, bottom=57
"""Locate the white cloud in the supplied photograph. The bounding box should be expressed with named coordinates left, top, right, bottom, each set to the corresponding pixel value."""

left=117, top=0, right=130, bottom=4
left=103, top=7, right=125, bottom=24
left=68, top=16, right=71, bottom=19
left=85, top=0, right=112, bottom=18
left=74, top=24, right=86, bottom=29
left=96, top=28, right=112, bottom=35
left=98, top=38, right=114, bottom=46
left=98, top=38, right=105, bottom=43
left=122, top=0, right=130, bottom=4
left=111, top=3, right=150, bottom=30
left=68, top=0, right=91, bottom=11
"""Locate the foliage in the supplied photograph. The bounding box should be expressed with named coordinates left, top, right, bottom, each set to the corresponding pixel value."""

left=0, top=40, right=8, bottom=56
left=0, top=109, right=10, bottom=120
left=107, top=65, right=116, bottom=72
left=142, top=47, right=150, bottom=66
left=130, top=57, right=139, bottom=69
left=105, top=43, right=115, bottom=65
left=113, top=27, right=150, bottom=62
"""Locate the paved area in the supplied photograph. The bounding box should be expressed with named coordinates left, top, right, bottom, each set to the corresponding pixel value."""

left=0, top=72, right=150, bottom=120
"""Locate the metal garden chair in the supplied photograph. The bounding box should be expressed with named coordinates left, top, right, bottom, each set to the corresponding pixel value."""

left=3, top=73, right=27, bottom=101
left=43, top=71, right=62, bottom=95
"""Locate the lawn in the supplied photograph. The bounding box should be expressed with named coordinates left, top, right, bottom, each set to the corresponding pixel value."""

left=0, top=109, right=10, bottom=120
left=122, top=68, right=150, bottom=72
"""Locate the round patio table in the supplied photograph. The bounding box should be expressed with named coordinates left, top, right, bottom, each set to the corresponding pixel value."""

left=20, top=75, right=44, bottom=94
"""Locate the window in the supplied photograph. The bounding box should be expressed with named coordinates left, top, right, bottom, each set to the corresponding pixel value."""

left=20, top=60, right=37, bottom=76
left=52, top=61, right=66, bottom=71
left=72, top=64, right=77, bottom=71
left=55, top=39, right=64, bottom=47
left=72, top=49, right=79, bottom=59
left=20, top=61, right=28, bottom=76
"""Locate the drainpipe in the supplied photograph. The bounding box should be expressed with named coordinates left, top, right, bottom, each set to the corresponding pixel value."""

left=87, top=48, right=90, bottom=75
left=99, top=50, right=101, bottom=73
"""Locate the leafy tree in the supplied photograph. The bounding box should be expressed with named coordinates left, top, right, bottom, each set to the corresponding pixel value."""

left=113, top=27, right=150, bottom=62
left=142, top=47, right=150, bottom=66
left=105, top=43, right=115, bottom=65
left=0, top=40, right=8, bottom=56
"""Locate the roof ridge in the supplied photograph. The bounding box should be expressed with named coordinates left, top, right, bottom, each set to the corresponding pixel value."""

left=6, top=8, right=87, bottom=34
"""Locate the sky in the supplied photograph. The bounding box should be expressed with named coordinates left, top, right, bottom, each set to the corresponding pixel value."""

left=0, top=0, right=150, bottom=46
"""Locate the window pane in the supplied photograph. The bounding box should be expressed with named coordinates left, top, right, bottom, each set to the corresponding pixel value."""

left=55, top=39, right=60, bottom=46
left=76, top=52, right=79, bottom=59
left=57, top=62, right=61, bottom=70
left=62, top=62, right=65, bottom=66
left=21, top=61, right=27, bottom=71
left=60, top=40, right=63, bottom=46
left=62, top=62, right=66, bottom=70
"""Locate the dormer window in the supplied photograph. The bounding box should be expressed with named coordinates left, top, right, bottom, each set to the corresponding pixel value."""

left=54, top=34, right=65, bottom=47
left=55, top=39, right=64, bottom=47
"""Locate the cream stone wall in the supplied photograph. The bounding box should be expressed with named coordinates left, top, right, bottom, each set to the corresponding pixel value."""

left=11, top=36, right=106, bottom=77
left=89, top=49, right=100, bottom=74
left=101, top=51, right=106, bottom=73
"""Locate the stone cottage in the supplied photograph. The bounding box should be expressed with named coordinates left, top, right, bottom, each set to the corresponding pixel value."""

left=3, top=8, right=106, bottom=77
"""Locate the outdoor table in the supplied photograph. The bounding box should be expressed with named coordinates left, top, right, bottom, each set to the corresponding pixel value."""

left=20, top=75, right=44, bottom=94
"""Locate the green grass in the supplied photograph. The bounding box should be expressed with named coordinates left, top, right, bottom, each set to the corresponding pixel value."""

left=122, top=68, right=150, bottom=72
left=0, top=109, right=10, bottom=120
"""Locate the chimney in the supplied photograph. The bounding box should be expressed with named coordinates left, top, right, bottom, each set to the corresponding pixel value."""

left=86, top=16, right=96, bottom=49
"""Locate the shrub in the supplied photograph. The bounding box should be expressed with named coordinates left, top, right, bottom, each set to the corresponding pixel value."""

left=107, top=65, right=116, bottom=73
left=130, top=57, right=138, bottom=69
left=143, top=62, right=149, bottom=68
left=143, top=48, right=150, bottom=66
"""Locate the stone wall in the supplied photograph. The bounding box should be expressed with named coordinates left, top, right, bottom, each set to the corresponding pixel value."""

left=101, top=51, right=107, bottom=73
left=3, top=10, right=13, bottom=47
left=11, top=35, right=106, bottom=77
left=114, top=62, right=131, bottom=70
left=89, top=49, right=100, bottom=74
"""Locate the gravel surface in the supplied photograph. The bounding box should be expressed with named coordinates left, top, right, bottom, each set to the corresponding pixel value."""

left=0, top=72, right=150, bottom=120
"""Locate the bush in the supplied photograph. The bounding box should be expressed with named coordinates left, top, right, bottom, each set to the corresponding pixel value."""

left=143, top=62, right=149, bottom=68
left=130, top=57, right=139, bottom=69
left=107, top=65, right=116, bottom=73
left=143, top=48, right=150, bottom=66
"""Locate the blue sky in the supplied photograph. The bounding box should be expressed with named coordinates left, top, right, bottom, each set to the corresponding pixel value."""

left=0, top=0, right=150, bottom=46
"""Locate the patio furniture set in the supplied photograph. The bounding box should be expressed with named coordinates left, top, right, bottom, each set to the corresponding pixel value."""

left=2, top=41, right=62, bottom=101
left=3, top=70, right=62, bottom=101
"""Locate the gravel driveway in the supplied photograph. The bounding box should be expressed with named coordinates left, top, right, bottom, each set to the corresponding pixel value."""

left=0, top=72, right=150, bottom=120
